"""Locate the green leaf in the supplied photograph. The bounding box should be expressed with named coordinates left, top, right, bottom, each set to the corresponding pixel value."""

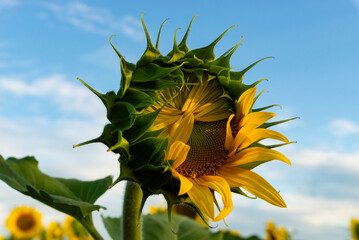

left=101, top=216, right=121, bottom=240
left=0, top=155, right=112, bottom=238
left=102, top=213, right=223, bottom=240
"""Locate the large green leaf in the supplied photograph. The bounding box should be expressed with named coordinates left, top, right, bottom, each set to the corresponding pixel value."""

left=101, top=216, right=121, bottom=240
left=102, top=213, right=223, bottom=240
left=0, top=155, right=112, bottom=238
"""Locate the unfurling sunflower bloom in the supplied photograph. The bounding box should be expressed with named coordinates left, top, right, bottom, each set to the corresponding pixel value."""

left=64, top=216, right=92, bottom=240
left=351, top=218, right=359, bottom=240
left=75, top=14, right=293, bottom=223
left=46, top=222, right=64, bottom=240
left=5, top=206, right=43, bottom=239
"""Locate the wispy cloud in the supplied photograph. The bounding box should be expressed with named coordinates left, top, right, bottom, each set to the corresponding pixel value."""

left=0, top=0, right=19, bottom=10
left=44, top=2, right=144, bottom=41
left=0, top=74, right=105, bottom=118
left=329, top=118, right=359, bottom=136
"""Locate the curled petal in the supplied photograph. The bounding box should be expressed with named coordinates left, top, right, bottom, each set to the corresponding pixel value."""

left=218, top=166, right=287, bottom=208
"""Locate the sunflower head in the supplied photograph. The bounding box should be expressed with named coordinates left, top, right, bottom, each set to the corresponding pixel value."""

left=46, top=222, right=64, bottom=240
left=64, top=216, right=92, bottom=240
left=76, top=14, right=293, bottom=224
left=351, top=218, right=359, bottom=240
left=5, top=206, right=43, bottom=239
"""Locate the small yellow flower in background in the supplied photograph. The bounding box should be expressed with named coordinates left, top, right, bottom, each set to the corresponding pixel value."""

left=149, top=205, right=167, bottom=214
left=0, top=235, right=4, bottom=240
left=266, top=221, right=280, bottom=240
left=5, top=206, right=43, bottom=239
left=64, top=216, right=92, bottom=240
left=351, top=218, right=359, bottom=240
left=265, top=221, right=291, bottom=240
left=46, top=222, right=64, bottom=240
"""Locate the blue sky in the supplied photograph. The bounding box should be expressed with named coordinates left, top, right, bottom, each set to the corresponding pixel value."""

left=1, top=0, right=359, bottom=239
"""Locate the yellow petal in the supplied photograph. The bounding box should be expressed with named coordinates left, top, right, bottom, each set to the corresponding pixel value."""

left=238, top=111, right=276, bottom=130
left=167, top=141, right=190, bottom=169
left=236, top=87, right=256, bottom=121
left=169, top=113, right=194, bottom=145
left=218, top=166, right=287, bottom=208
left=172, top=170, right=193, bottom=195
left=225, top=114, right=235, bottom=151
left=187, top=182, right=215, bottom=219
left=241, top=128, right=289, bottom=148
left=226, top=147, right=291, bottom=167
left=196, top=176, right=233, bottom=222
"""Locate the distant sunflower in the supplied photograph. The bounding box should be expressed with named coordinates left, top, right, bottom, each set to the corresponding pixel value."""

left=5, top=206, right=43, bottom=239
left=46, top=222, right=64, bottom=240
left=64, top=216, right=92, bottom=240
left=0, top=235, right=4, bottom=240
left=351, top=218, right=359, bottom=240
left=167, top=87, right=290, bottom=221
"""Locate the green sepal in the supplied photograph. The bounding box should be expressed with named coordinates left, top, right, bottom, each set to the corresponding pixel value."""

left=132, top=63, right=183, bottom=82
left=165, top=28, right=186, bottom=63
left=231, top=187, right=256, bottom=199
left=73, top=124, right=117, bottom=149
left=128, top=137, right=168, bottom=168
left=230, top=57, right=272, bottom=82
left=136, top=13, right=161, bottom=68
left=107, top=101, right=137, bottom=131
left=111, top=161, right=139, bottom=188
left=135, top=165, right=171, bottom=192
left=155, top=18, right=169, bottom=49
left=121, top=88, right=154, bottom=109
left=77, top=78, right=117, bottom=113
left=260, top=117, right=299, bottom=129
left=119, top=56, right=134, bottom=98
left=109, top=35, right=136, bottom=70
left=184, top=25, right=237, bottom=63
left=130, top=79, right=183, bottom=91
left=227, top=78, right=267, bottom=100
left=107, top=131, right=130, bottom=159
left=253, top=104, right=281, bottom=112
left=177, top=15, right=198, bottom=53
left=0, top=155, right=112, bottom=238
left=123, top=109, right=161, bottom=143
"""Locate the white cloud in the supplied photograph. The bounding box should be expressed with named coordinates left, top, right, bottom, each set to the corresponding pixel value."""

left=329, top=118, right=359, bottom=136
left=0, top=0, right=18, bottom=9
left=44, top=2, right=144, bottom=41
left=0, top=74, right=105, bottom=119
left=285, top=147, right=359, bottom=173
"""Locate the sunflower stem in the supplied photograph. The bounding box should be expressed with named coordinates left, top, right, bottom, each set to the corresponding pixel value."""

left=122, top=181, right=143, bottom=240
left=80, top=216, right=104, bottom=240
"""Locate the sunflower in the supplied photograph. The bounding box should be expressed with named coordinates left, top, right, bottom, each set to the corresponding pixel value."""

left=5, top=206, right=43, bottom=239
left=167, top=86, right=290, bottom=221
left=351, top=218, right=359, bottom=240
left=63, top=216, right=92, bottom=240
left=76, top=14, right=293, bottom=223
left=0, top=235, right=4, bottom=240
left=46, top=222, right=64, bottom=240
